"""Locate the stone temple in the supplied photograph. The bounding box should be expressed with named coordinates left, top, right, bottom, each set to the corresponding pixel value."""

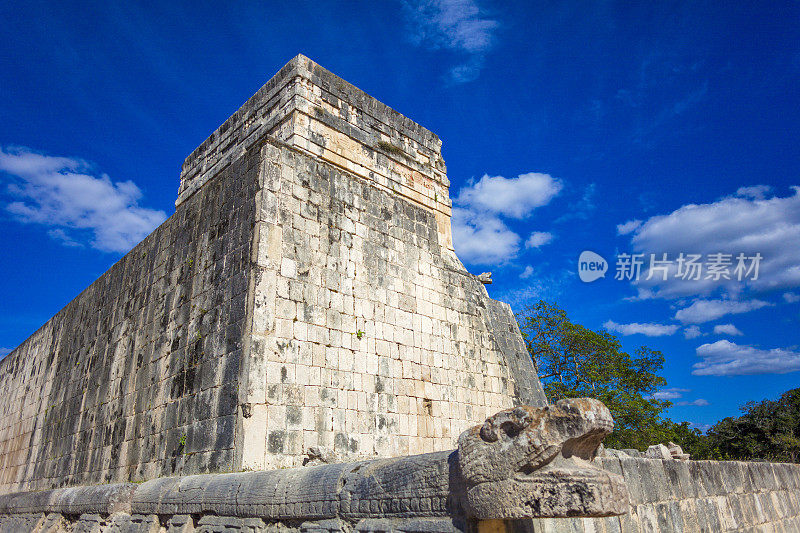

left=0, top=54, right=545, bottom=491
left=1, top=55, right=800, bottom=532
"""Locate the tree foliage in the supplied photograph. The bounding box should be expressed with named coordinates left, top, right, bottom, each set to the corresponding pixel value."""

left=518, top=300, right=671, bottom=449
left=699, top=388, right=800, bottom=462
left=517, top=300, right=800, bottom=462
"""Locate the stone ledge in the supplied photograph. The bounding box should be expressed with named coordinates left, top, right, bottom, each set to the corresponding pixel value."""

left=0, top=483, right=136, bottom=515
left=176, top=54, right=446, bottom=208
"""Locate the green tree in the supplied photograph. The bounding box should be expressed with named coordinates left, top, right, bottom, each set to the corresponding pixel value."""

left=518, top=300, right=671, bottom=450
left=702, top=388, right=800, bottom=462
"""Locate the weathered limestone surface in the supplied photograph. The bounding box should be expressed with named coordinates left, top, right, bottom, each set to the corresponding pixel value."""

left=0, top=55, right=546, bottom=492
left=240, top=138, right=545, bottom=472
left=2, top=451, right=800, bottom=531
left=0, top=145, right=261, bottom=493
left=177, top=55, right=452, bottom=249
left=528, top=455, right=800, bottom=532
left=0, top=52, right=798, bottom=533
left=0, top=400, right=628, bottom=531
left=458, top=399, right=627, bottom=519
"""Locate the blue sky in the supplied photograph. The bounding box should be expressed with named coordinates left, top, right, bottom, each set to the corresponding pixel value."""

left=1, top=0, right=799, bottom=430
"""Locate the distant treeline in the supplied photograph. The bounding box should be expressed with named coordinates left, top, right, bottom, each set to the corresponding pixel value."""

left=681, top=388, right=800, bottom=462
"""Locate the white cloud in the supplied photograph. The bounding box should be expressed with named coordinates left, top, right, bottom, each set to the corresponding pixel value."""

left=784, top=292, right=800, bottom=303
left=713, top=323, right=743, bottom=336
left=603, top=320, right=678, bottom=337
left=525, top=231, right=553, bottom=249
left=1, top=146, right=167, bottom=253
left=406, top=0, right=497, bottom=54
left=650, top=387, right=690, bottom=400
left=690, top=422, right=712, bottom=433
left=677, top=399, right=710, bottom=406
left=455, top=172, right=562, bottom=219
left=736, top=185, right=771, bottom=200
left=404, top=0, right=498, bottom=83
left=47, top=228, right=83, bottom=247
left=452, top=171, right=561, bottom=264
left=649, top=388, right=709, bottom=406
left=626, top=186, right=800, bottom=299
left=519, top=265, right=534, bottom=279
left=451, top=208, right=519, bottom=265
left=0, top=348, right=11, bottom=357
left=674, top=299, right=771, bottom=324
left=693, top=340, right=800, bottom=376
left=617, top=219, right=642, bottom=235
left=684, top=325, right=703, bottom=339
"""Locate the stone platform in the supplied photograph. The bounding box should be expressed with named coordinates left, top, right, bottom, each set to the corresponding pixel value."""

left=0, top=400, right=630, bottom=532
left=0, top=55, right=797, bottom=533
left=0, top=55, right=544, bottom=494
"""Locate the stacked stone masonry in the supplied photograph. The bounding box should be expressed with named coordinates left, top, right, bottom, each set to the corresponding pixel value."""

left=177, top=55, right=453, bottom=251
left=0, top=145, right=260, bottom=492
left=3, top=53, right=795, bottom=533
left=529, top=456, right=800, bottom=532
left=0, top=55, right=546, bottom=492
left=0, top=456, right=799, bottom=532
left=240, top=138, right=544, bottom=472
left=0, top=399, right=629, bottom=531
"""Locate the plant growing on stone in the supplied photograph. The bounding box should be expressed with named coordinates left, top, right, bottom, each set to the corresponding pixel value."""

left=174, top=434, right=187, bottom=457
left=376, top=140, right=404, bottom=157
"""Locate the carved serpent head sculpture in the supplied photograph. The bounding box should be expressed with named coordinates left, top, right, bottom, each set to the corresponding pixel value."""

left=457, top=398, right=629, bottom=519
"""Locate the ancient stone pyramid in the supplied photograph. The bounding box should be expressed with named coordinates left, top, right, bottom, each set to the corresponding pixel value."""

left=0, top=54, right=545, bottom=493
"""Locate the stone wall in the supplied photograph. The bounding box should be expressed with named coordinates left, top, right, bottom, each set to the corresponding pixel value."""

left=528, top=455, right=800, bottom=532
left=0, top=145, right=262, bottom=493
left=239, top=137, right=546, bottom=470
left=177, top=55, right=452, bottom=249
left=0, top=55, right=547, bottom=490
left=1, top=456, right=799, bottom=532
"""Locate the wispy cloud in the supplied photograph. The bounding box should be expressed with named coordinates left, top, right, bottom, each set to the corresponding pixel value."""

left=649, top=387, right=708, bottom=406
left=683, top=326, right=703, bottom=339
left=404, top=0, right=499, bottom=83
left=525, top=231, right=553, bottom=249
left=618, top=63, right=709, bottom=147
left=683, top=325, right=703, bottom=339
left=603, top=320, right=678, bottom=337
left=713, top=323, right=743, bottom=336
left=629, top=186, right=800, bottom=299
left=519, top=265, right=534, bottom=279
left=47, top=228, right=83, bottom=247
left=0, top=146, right=167, bottom=253
left=677, top=398, right=710, bottom=407
left=674, top=299, right=771, bottom=324
left=784, top=292, right=800, bottom=303
left=500, top=269, right=573, bottom=310
left=693, top=340, right=800, bottom=376
left=0, top=347, right=12, bottom=358
left=617, top=219, right=642, bottom=235
left=554, top=183, right=596, bottom=223
left=650, top=387, right=690, bottom=400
